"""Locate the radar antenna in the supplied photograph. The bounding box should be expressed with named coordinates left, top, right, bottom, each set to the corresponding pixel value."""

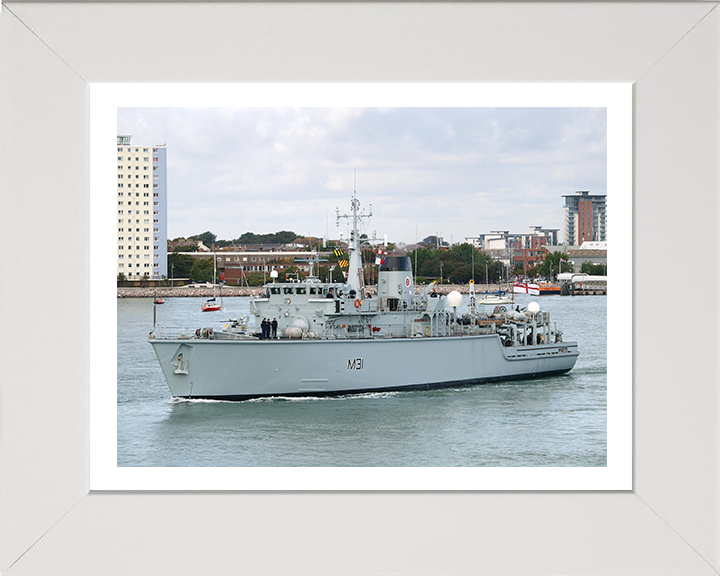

left=336, top=188, right=373, bottom=298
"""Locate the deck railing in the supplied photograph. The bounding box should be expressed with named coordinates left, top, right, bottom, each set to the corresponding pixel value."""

left=151, top=326, right=193, bottom=340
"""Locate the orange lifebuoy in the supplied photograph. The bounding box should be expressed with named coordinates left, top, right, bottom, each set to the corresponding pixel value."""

left=354, top=299, right=362, bottom=308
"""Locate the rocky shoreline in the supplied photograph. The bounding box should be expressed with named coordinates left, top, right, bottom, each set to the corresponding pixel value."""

left=117, top=284, right=507, bottom=298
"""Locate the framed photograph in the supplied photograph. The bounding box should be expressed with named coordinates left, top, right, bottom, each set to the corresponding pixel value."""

left=93, top=83, right=631, bottom=492
left=2, top=2, right=718, bottom=574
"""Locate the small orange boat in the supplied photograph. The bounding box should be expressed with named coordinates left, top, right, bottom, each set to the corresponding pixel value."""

left=537, top=282, right=561, bottom=295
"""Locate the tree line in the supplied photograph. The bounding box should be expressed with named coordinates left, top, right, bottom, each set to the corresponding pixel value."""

left=405, top=244, right=505, bottom=284
left=163, top=239, right=604, bottom=285
left=405, top=245, right=583, bottom=284
left=171, top=230, right=303, bottom=250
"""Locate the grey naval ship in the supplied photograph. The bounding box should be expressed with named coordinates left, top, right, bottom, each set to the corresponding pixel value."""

left=149, top=193, right=579, bottom=400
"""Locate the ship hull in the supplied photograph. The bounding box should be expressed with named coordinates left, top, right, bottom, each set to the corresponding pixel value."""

left=149, top=335, right=579, bottom=401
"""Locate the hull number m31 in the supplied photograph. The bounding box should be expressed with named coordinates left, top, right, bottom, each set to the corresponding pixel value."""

left=348, top=358, right=364, bottom=370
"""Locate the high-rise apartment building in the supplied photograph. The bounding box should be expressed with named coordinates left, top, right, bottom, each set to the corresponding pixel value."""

left=116, top=135, right=168, bottom=280
left=562, top=190, right=607, bottom=245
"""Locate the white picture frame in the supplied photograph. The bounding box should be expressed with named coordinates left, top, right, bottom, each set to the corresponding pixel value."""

left=93, top=83, right=631, bottom=491
left=1, top=2, right=718, bottom=574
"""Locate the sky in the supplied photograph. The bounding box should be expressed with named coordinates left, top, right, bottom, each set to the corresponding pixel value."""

left=117, top=107, right=606, bottom=246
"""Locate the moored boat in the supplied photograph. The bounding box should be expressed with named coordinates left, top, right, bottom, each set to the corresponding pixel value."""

left=201, top=257, right=224, bottom=311
left=513, top=281, right=540, bottom=296
left=201, top=297, right=221, bottom=312
left=537, top=282, right=561, bottom=295
left=475, top=286, right=515, bottom=306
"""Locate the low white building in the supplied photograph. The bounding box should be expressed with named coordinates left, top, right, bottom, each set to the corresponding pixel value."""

left=566, top=248, right=607, bottom=272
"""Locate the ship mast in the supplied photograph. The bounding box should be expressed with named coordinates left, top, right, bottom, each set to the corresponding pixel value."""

left=336, top=190, right=372, bottom=299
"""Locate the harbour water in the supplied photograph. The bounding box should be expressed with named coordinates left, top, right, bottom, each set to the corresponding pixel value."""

left=117, top=294, right=606, bottom=467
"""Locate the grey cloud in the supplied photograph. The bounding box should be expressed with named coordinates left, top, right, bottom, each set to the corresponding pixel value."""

left=117, top=107, right=606, bottom=244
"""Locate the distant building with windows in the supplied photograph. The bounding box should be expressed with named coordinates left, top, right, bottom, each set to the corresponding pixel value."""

left=177, top=249, right=324, bottom=284
left=465, top=226, right=559, bottom=253
left=562, top=190, right=607, bottom=245
left=464, top=226, right=559, bottom=272
left=116, top=135, right=167, bottom=280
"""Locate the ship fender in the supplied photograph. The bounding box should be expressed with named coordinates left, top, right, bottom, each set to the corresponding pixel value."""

left=284, top=326, right=303, bottom=339
left=289, top=315, right=310, bottom=331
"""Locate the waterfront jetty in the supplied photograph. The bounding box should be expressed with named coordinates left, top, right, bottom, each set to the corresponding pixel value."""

left=558, top=273, right=608, bottom=296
